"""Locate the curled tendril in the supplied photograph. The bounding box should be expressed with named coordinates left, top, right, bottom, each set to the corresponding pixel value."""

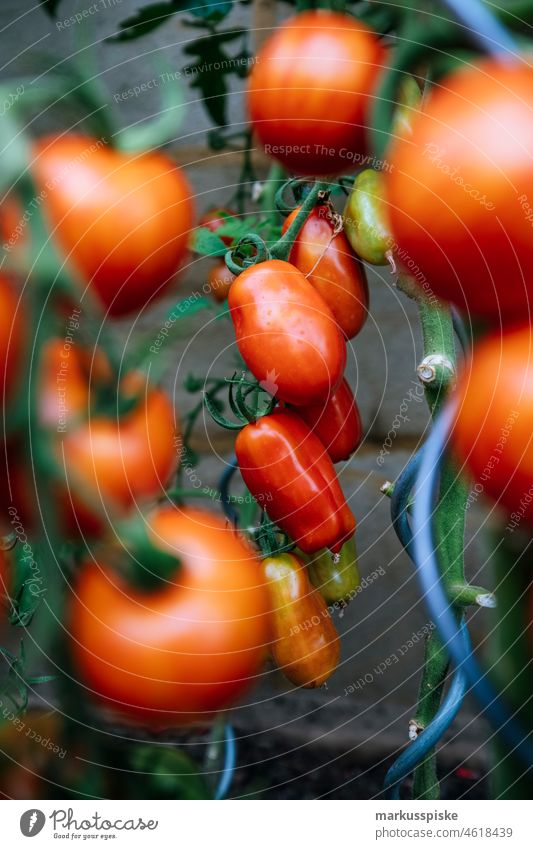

left=225, top=234, right=270, bottom=276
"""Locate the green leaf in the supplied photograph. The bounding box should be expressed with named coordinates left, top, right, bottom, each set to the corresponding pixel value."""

left=108, top=0, right=234, bottom=42
left=40, top=0, right=63, bottom=16
left=129, top=745, right=211, bottom=800
left=189, top=227, right=228, bottom=256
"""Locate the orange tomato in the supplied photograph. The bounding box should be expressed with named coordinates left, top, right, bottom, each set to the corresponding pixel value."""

left=69, top=506, right=271, bottom=728
left=248, top=11, right=385, bottom=175
left=263, top=552, right=340, bottom=687
left=386, top=59, right=533, bottom=320
left=33, top=135, right=195, bottom=317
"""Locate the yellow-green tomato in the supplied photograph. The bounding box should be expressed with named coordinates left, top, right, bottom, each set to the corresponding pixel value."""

left=343, top=169, right=393, bottom=266
left=306, top=537, right=360, bottom=607
left=391, top=76, right=422, bottom=140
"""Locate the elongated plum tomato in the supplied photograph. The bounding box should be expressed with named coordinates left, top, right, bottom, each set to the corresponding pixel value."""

left=344, top=169, right=393, bottom=266
left=229, top=259, right=346, bottom=406
left=295, top=378, right=363, bottom=463
left=69, top=506, right=270, bottom=727
left=451, top=325, right=533, bottom=524
left=247, top=11, right=385, bottom=176
left=32, top=135, right=195, bottom=317
left=386, top=60, right=533, bottom=320
left=263, top=553, right=340, bottom=687
left=236, top=409, right=355, bottom=554
left=305, top=536, right=360, bottom=607
left=282, top=206, right=368, bottom=339
left=0, top=274, right=23, bottom=400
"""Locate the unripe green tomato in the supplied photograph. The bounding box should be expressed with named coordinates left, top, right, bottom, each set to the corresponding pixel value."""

left=391, top=75, right=422, bottom=140
left=343, top=169, right=392, bottom=266
left=302, top=536, right=360, bottom=607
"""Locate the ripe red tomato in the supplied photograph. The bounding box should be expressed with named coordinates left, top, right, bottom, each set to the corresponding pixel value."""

left=247, top=10, right=385, bottom=175
left=207, top=261, right=235, bottom=302
left=0, top=274, right=23, bottom=401
left=263, top=553, right=340, bottom=687
left=32, top=135, right=195, bottom=317
left=451, top=324, right=533, bottom=524
left=294, top=378, right=363, bottom=463
left=282, top=205, right=368, bottom=338
left=236, top=409, right=356, bottom=553
left=60, top=371, right=178, bottom=528
left=386, top=60, right=533, bottom=321
left=69, top=506, right=271, bottom=728
left=229, top=259, right=346, bottom=405
left=198, top=207, right=236, bottom=247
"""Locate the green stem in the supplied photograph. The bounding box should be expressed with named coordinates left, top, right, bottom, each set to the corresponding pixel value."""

left=270, top=180, right=329, bottom=261
left=396, top=274, right=469, bottom=800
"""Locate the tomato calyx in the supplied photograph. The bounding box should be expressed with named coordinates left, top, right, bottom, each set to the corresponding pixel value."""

left=204, top=372, right=277, bottom=430
left=252, top=511, right=295, bottom=559
left=113, top=516, right=180, bottom=591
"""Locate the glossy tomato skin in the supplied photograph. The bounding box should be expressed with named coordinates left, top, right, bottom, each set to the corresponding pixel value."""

left=283, top=206, right=368, bottom=338
left=344, top=169, right=393, bottom=266
left=236, top=409, right=355, bottom=554
left=248, top=11, right=385, bottom=176
left=198, top=208, right=236, bottom=247
left=451, top=325, right=533, bottom=524
left=305, top=536, right=360, bottom=607
left=0, top=275, right=23, bottom=401
left=207, top=261, right=235, bottom=302
left=386, top=60, right=533, bottom=321
left=69, top=506, right=270, bottom=728
left=263, top=552, right=339, bottom=687
left=294, top=378, right=363, bottom=463
left=33, top=135, right=195, bottom=317
left=229, top=259, right=346, bottom=406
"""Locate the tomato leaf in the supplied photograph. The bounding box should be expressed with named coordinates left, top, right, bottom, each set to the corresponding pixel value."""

left=40, top=0, right=63, bottom=16
left=189, top=227, right=228, bottom=257
left=108, top=0, right=234, bottom=42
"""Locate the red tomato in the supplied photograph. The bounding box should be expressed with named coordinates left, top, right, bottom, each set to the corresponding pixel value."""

left=386, top=60, right=533, bottom=321
left=283, top=205, right=368, bottom=338
left=247, top=10, right=385, bottom=176
left=229, top=259, right=346, bottom=405
left=236, top=409, right=356, bottom=553
left=198, top=207, right=236, bottom=247
left=263, top=553, right=340, bottom=687
left=294, top=378, right=363, bottom=463
left=207, top=261, right=235, bottom=302
left=0, top=274, right=23, bottom=401
left=32, top=135, right=195, bottom=317
left=451, top=324, right=533, bottom=524
left=60, top=371, right=178, bottom=528
left=69, top=506, right=271, bottom=728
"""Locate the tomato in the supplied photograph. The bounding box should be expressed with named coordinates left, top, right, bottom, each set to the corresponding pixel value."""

left=198, top=207, right=236, bottom=247
left=236, top=409, right=355, bottom=554
left=305, top=536, right=360, bottom=606
left=451, top=324, right=533, bottom=525
left=69, top=506, right=270, bottom=727
left=386, top=60, right=533, bottom=320
left=247, top=11, right=385, bottom=176
left=32, top=135, right=195, bottom=317
left=344, top=169, right=393, bottom=266
left=229, top=259, right=346, bottom=406
left=282, top=205, right=368, bottom=338
left=263, top=553, right=339, bottom=687
left=0, top=274, right=23, bottom=401
left=60, top=371, right=178, bottom=530
left=293, top=378, right=363, bottom=463
left=207, top=261, right=235, bottom=302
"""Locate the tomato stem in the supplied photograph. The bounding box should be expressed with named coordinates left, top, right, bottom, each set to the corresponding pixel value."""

left=270, top=180, right=330, bottom=262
